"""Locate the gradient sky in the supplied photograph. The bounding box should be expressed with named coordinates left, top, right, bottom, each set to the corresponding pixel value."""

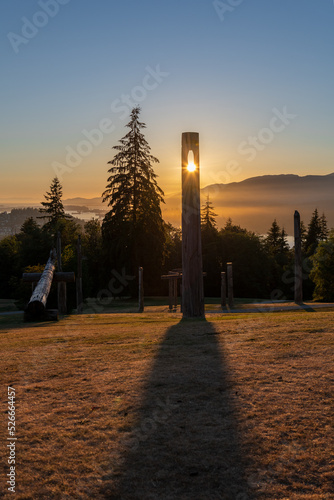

left=1, top=0, right=334, bottom=204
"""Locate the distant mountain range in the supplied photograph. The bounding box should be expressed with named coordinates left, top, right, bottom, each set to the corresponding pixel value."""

left=62, top=173, right=334, bottom=235
left=64, top=197, right=103, bottom=208
left=201, top=173, right=334, bottom=233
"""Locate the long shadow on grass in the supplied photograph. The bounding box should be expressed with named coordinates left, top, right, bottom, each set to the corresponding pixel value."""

left=103, top=319, right=251, bottom=500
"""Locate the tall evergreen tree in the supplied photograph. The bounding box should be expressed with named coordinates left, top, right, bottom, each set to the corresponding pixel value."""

left=102, top=107, right=165, bottom=294
left=201, top=197, right=219, bottom=296
left=39, top=177, right=70, bottom=233
left=320, top=212, right=329, bottom=240
left=102, top=107, right=164, bottom=223
left=310, top=231, right=334, bottom=301
left=265, top=219, right=292, bottom=296
left=279, top=227, right=290, bottom=253
left=265, top=219, right=282, bottom=254
left=201, top=196, right=218, bottom=231
left=305, top=209, right=328, bottom=256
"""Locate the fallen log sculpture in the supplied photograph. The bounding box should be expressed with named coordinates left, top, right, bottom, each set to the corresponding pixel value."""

left=24, top=249, right=58, bottom=321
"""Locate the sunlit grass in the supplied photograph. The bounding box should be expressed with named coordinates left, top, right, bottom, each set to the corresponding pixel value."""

left=0, top=310, right=333, bottom=498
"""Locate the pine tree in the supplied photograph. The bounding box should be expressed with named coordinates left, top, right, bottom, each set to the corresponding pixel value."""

left=102, top=107, right=164, bottom=224
left=39, top=177, right=70, bottom=231
left=102, top=107, right=165, bottom=293
left=320, top=212, right=329, bottom=240
left=279, top=227, right=290, bottom=253
left=305, top=209, right=328, bottom=256
left=200, top=197, right=219, bottom=295
left=265, top=219, right=281, bottom=253
left=310, top=231, right=334, bottom=301
left=265, top=220, right=290, bottom=255
left=265, top=219, right=292, bottom=296
left=201, top=196, right=217, bottom=231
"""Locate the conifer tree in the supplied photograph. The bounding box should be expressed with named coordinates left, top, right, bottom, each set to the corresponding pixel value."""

left=39, top=177, right=70, bottom=231
left=305, top=209, right=328, bottom=255
left=279, top=227, right=290, bottom=253
left=320, top=212, right=329, bottom=240
left=265, top=220, right=290, bottom=255
left=102, top=107, right=164, bottom=224
left=265, top=219, right=282, bottom=254
left=200, top=197, right=220, bottom=296
left=38, top=177, right=79, bottom=256
left=201, top=196, right=218, bottom=231
left=102, top=107, right=165, bottom=293
left=310, top=231, right=334, bottom=301
left=265, top=219, right=291, bottom=296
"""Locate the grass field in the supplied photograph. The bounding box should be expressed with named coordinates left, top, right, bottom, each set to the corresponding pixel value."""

left=0, top=309, right=333, bottom=499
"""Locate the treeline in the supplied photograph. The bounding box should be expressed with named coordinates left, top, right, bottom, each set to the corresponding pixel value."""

left=200, top=203, right=331, bottom=301
left=0, top=195, right=332, bottom=306
left=1, top=106, right=333, bottom=307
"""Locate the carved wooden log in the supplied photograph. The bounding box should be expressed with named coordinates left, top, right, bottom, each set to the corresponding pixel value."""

left=26, top=250, right=57, bottom=317
left=181, top=132, right=204, bottom=318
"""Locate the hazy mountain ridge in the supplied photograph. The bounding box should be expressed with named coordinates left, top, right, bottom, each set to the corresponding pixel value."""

left=50, top=173, right=334, bottom=234
left=201, top=173, right=334, bottom=233
left=63, top=197, right=103, bottom=208
left=1, top=173, right=332, bottom=236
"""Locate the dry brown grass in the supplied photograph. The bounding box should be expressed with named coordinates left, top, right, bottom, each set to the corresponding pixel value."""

left=0, top=309, right=333, bottom=499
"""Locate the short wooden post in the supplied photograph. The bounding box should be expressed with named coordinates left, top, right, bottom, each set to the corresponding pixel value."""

left=294, top=210, right=303, bottom=304
left=138, top=267, right=144, bottom=313
left=221, top=272, right=227, bottom=308
left=227, top=262, right=234, bottom=308
left=76, top=235, right=83, bottom=313
left=180, top=277, right=183, bottom=313
left=57, top=231, right=67, bottom=315
left=173, top=277, right=178, bottom=309
left=168, top=277, right=173, bottom=312
left=181, top=132, right=204, bottom=318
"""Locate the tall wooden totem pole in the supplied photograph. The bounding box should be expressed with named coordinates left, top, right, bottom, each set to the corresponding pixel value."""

left=181, top=132, right=205, bottom=318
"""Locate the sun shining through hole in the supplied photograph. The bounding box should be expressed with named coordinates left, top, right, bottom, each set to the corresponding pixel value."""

left=187, top=150, right=196, bottom=172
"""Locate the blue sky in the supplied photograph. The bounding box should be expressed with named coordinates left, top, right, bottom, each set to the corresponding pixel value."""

left=1, top=0, right=333, bottom=203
